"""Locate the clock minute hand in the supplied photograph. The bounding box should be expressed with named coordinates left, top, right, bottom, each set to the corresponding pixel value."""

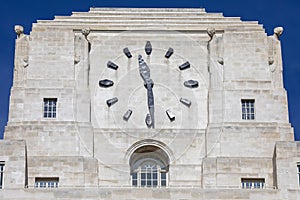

left=138, top=55, right=155, bottom=128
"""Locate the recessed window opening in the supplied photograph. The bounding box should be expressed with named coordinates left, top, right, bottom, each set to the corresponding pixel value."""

left=241, top=99, right=255, bottom=120
left=35, top=177, right=59, bottom=188
left=43, top=98, right=57, bottom=118
left=0, top=161, right=5, bottom=189
left=297, top=164, right=300, bottom=187
left=241, top=178, right=265, bottom=189
left=130, top=146, right=169, bottom=188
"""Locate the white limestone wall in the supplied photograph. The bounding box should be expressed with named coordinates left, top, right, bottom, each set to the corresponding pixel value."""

left=203, top=157, right=274, bottom=189
left=0, top=140, right=26, bottom=189
left=205, top=30, right=293, bottom=158
left=0, top=187, right=290, bottom=200
left=222, top=31, right=289, bottom=124
left=27, top=156, right=98, bottom=188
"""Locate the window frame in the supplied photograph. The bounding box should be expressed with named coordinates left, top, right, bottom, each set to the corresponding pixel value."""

left=43, top=98, right=57, bottom=119
left=0, top=161, right=5, bottom=189
left=35, top=177, right=59, bottom=188
left=241, top=178, right=265, bottom=189
left=241, top=99, right=255, bottom=120
left=131, top=161, right=168, bottom=188
left=297, top=163, right=300, bottom=187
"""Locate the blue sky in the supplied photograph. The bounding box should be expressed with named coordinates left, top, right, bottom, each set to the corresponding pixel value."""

left=0, top=0, right=299, bottom=139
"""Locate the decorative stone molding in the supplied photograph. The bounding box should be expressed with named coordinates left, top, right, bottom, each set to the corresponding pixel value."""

left=207, top=27, right=216, bottom=41
left=82, top=27, right=91, bottom=40
left=125, top=139, right=175, bottom=164
left=14, top=25, right=24, bottom=38
left=217, top=57, right=224, bottom=65
left=268, top=56, right=274, bottom=66
left=273, top=27, right=283, bottom=40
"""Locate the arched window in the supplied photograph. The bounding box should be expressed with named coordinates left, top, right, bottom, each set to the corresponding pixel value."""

left=130, top=146, right=169, bottom=187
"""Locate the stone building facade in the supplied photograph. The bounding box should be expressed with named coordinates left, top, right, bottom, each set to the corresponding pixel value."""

left=0, top=7, right=299, bottom=199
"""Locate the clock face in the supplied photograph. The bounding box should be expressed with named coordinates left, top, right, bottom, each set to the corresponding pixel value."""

left=88, top=31, right=209, bottom=165
left=91, top=32, right=209, bottom=133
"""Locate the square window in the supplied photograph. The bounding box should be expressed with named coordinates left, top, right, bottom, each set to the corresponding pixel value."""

left=241, top=99, right=255, bottom=120
left=43, top=98, right=57, bottom=118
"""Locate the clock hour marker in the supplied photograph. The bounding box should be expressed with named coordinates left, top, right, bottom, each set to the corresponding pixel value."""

left=145, top=41, right=152, bottom=55
left=165, top=48, right=174, bottom=59
left=180, top=98, right=192, bottom=107
left=145, top=114, right=153, bottom=128
left=106, top=97, right=118, bottom=107
left=107, top=61, right=118, bottom=70
left=184, top=80, right=199, bottom=88
left=179, top=61, right=190, bottom=70
left=166, top=109, right=175, bottom=122
left=99, top=79, right=114, bottom=88
left=123, top=109, right=133, bottom=121
left=123, top=47, right=132, bottom=58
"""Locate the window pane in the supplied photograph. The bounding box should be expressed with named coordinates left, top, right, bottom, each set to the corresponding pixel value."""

left=132, top=180, right=137, bottom=186
left=141, top=173, right=146, bottom=179
left=161, top=172, right=166, bottom=179
left=131, top=173, right=137, bottom=180
left=147, top=180, right=152, bottom=186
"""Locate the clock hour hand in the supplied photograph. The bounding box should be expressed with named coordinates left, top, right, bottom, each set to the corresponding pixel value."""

left=138, top=55, right=155, bottom=128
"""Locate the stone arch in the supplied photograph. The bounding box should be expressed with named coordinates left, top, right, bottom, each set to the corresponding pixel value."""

left=125, top=139, right=174, bottom=165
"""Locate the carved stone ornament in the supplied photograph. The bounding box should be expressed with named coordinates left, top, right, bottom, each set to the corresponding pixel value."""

left=14, top=25, right=24, bottom=38
left=217, top=57, right=224, bottom=65
left=207, top=27, right=216, bottom=40
left=74, top=56, right=80, bottom=64
left=268, top=56, right=275, bottom=65
left=273, top=27, right=283, bottom=40
left=82, top=28, right=91, bottom=38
